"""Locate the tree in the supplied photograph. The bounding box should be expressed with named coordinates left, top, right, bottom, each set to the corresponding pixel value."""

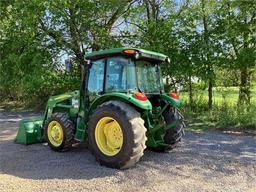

left=0, top=0, right=134, bottom=102
left=0, top=1, right=54, bottom=100
left=216, top=0, right=256, bottom=105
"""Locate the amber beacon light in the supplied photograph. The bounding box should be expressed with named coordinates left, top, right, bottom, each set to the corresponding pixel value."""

left=134, top=92, right=148, bottom=101
left=168, top=92, right=179, bottom=100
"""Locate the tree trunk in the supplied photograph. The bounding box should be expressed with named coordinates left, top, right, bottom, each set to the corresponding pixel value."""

left=238, top=17, right=251, bottom=106
left=201, top=0, right=213, bottom=110
left=238, top=67, right=250, bottom=105
left=188, top=76, right=193, bottom=110
left=208, top=78, right=213, bottom=109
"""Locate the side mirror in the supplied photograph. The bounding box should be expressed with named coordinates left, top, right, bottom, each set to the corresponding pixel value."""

left=65, top=59, right=73, bottom=73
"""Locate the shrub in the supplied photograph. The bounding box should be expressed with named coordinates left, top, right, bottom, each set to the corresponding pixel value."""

left=214, top=104, right=256, bottom=130
left=184, top=97, right=256, bottom=130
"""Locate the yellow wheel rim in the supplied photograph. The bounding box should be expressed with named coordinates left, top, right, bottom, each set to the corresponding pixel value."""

left=95, top=117, right=123, bottom=156
left=47, top=121, right=64, bottom=147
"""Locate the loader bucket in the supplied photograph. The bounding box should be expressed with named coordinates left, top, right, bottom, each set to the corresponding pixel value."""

left=15, top=117, right=44, bottom=145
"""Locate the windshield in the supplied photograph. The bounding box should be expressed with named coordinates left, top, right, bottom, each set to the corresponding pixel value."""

left=105, top=57, right=137, bottom=92
left=98, top=56, right=162, bottom=94
left=136, top=60, right=162, bottom=93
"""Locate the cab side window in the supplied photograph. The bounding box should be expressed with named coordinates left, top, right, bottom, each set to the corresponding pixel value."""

left=105, top=57, right=135, bottom=92
left=88, top=59, right=105, bottom=94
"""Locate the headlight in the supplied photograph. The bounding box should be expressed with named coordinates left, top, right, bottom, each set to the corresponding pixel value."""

left=72, top=98, right=79, bottom=108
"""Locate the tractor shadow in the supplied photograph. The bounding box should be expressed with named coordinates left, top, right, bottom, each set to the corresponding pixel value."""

left=0, top=140, right=120, bottom=180
left=0, top=110, right=255, bottom=181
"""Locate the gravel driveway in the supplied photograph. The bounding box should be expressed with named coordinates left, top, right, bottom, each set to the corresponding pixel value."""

left=0, top=111, right=255, bottom=192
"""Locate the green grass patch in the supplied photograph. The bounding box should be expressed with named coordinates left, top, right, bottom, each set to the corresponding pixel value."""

left=180, top=86, right=256, bottom=106
left=0, top=100, right=26, bottom=111
left=0, top=99, right=44, bottom=112
left=184, top=105, right=256, bottom=133
left=180, top=86, right=256, bottom=133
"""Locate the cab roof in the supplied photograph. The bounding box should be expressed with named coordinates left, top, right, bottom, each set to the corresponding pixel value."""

left=85, top=47, right=168, bottom=62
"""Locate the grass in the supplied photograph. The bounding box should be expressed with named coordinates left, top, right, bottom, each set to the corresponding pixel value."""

left=183, top=106, right=256, bottom=134
left=180, top=86, right=256, bottom=106
left=179, top=86, right=256, bottom=134
left=0, top=99, right=43, bottom=112
left=0, top=100, right=27, bottom=111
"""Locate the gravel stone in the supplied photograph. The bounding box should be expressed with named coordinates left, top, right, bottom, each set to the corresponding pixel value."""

left=0, top=111, right=255, bottom=192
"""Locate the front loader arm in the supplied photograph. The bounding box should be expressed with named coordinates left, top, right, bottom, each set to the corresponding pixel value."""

left=43, top=90, right=80, bottom=125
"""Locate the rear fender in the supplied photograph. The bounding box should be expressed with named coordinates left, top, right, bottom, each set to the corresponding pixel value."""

left=160, top=93, right=182, bottom=107
left=88, top=93, right=152, bottom=118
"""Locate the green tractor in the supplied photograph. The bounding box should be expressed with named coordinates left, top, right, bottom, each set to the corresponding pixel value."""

left=15, top=48, right=185, bottom=169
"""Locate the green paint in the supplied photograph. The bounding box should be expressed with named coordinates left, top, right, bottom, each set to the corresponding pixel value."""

left=88, top=92, right=152, bottom=114
left=15, top=117, right=43, bottom=145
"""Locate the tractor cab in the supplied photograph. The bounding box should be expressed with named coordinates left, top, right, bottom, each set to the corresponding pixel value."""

left=84, top=48, right=171, bottom=104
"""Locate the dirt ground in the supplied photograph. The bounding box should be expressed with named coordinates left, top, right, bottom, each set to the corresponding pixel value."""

left=0, top=110, right=255, bottom=192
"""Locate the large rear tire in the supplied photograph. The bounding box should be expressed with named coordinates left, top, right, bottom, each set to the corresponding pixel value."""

left=88, top=101, right=147, bottom=169
left=152, top=107, right=185, bottom=152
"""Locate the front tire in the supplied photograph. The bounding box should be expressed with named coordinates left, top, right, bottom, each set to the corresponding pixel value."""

left=44, top=113, right=75, bottom=152
left=88, top=101, right=147, bottom=169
